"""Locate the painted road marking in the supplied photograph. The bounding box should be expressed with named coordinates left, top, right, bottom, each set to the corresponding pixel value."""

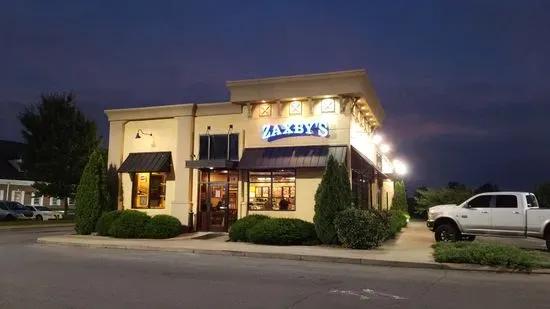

left=329, top=288, right=407, bottom=301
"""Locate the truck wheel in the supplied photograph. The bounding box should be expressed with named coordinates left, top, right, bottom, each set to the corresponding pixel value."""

left=434, top=224, right=460, bottom=242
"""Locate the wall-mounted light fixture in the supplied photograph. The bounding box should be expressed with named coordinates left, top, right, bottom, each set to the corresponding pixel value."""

left=135, top=129, right=152, bottom=139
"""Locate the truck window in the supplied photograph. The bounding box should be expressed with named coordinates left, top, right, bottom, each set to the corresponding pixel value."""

left=526, top=194, right=539, bottom=208
left=468, top=195, right=492, bottom=208
left=495, top=195, right=518, bottom=208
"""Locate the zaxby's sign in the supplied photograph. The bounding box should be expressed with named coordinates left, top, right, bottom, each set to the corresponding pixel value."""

left=262, top=121, right=329, bottom=142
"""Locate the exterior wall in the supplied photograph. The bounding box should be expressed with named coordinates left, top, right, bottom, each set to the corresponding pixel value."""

left=120, top=118, right=182, bottom=220
left=382, top=179, right=395, bottom=210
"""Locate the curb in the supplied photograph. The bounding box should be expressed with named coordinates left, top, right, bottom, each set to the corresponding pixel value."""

left=36, top=237, right=550, bottom=275
left=0, top=224, right=75, bottom=232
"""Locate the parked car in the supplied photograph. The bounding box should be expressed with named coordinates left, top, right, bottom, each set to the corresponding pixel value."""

left=0, top=201, right=34, bottom=221
left=24, top=205, right=62, bottom=221
left=426, top=192, right=550, bottom=251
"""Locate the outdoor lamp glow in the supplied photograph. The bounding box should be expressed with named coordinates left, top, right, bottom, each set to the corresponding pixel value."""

left=380, top=143, right=391, bottom=154
left=372, top=134, right=382, bottom=145
left=393, top=159, right=408, bottom=176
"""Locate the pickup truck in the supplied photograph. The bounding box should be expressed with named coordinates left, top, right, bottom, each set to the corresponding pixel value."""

left=426, top=192, right=550, bottom=251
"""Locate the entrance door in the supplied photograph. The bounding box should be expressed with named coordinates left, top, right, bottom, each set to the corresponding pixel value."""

left=197, top=170, right=239, bottom=232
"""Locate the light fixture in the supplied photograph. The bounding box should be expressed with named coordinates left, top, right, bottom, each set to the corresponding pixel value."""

left=372, top=134, right=382, bottom=145
left=291, top=98, right=297, bottom=101
left=135, top=129, right=152, bottom=139
left=261, top=100, right=266, bottom=103
left=380, top=144, right=391, bottom=154
left=393, top=159, right=408, bottom=176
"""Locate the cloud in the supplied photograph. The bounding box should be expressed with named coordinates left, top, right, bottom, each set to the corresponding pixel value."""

left=385, top=113, right=489, bottom=141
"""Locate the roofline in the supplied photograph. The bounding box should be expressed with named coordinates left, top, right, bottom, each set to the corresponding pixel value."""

left=226, top=69, right=366, bottom=87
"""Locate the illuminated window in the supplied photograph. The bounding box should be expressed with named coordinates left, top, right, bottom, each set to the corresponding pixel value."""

left=248, top=170, right=296, bottom=211
left=132, top=172, right=167, bottom=209
left=321, top=98, right=335, bottom=113
left=31, top=193, right=43, bottom=206
left=289, top=100, right=302, bottom=115
left=259, top=104, right=272, bottom=117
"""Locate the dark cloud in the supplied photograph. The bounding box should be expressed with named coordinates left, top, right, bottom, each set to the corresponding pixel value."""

left=1, top=0, right=549, bottom=191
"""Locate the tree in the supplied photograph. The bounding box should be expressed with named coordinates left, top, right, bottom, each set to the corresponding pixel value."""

left=414, top=186, right=473, bottom=215
left=75, top=148, right=110, bottom=234
left=314, top=155, right=352, bottom=244
left=19, top=92, right=99, bottom=215
left=475, top=182, right=500, bottom=194
left=392, top=179, right=408, bottom=213
left=535, top=181, right=550, bottom=208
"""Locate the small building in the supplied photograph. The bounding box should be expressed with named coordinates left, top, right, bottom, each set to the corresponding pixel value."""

left=105, top=69, right=402, bottom=232
left=0, top=140, right=69, bottom=208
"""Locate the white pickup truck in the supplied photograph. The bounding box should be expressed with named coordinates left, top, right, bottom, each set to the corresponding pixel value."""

left=426, top=191, right=550, bottom=251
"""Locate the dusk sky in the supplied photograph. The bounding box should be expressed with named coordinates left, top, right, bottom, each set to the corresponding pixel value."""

left=1, top=0, right=549, bottom=192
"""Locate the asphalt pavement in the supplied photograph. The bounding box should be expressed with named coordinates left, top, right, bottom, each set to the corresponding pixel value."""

left=1, top=228, right=549, bottom=309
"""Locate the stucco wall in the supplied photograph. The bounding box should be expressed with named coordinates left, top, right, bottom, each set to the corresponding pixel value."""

left=382, top=179, right=395, bottom=210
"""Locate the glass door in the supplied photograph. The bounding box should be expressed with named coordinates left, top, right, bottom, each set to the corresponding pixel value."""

left=208, top=182, right=228, bottom=232
left=197, top=170, right=239, bottom=232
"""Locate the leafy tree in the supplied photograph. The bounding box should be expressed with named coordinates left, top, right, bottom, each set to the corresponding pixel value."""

left=475, top=182, right=500, bottom=194
left=19, top=92, right=99, bottom=215
left=414, top=186, right=473, bottom=215
left=75, top=148, right=110, bottom=234
left=314, top=155, right=352, bottom=244
left=535, top=181, right=550, bottom=208
left=392, top=179, right=408, bottom=213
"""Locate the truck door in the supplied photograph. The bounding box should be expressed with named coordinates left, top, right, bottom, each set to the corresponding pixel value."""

left=459, top=195, right=492, bottom=234
left=491, top=194, right=524, bottom=236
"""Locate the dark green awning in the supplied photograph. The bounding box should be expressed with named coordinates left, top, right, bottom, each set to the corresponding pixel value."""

left=239, top=145, right=347, bottom=170
left=118, top=152, right=172, bottom=173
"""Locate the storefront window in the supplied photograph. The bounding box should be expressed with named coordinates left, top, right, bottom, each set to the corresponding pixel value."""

left=133, top=172, right=166, bottom=209
left=248, top=170, right=296, bottom=211
left=198, top=134, right=239, bottom=160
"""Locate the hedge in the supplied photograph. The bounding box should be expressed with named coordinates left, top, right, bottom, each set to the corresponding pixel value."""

left=143, top=215, right=183, bottom=239
left=229, top=215, right=270, bottom=242
left=95, top=210, right=122, bottom=236
left=334, top=208, right=387, bottom=249
left=108, top=210, right=151, bottom=238
left=247, top=218, right=318, bottom=246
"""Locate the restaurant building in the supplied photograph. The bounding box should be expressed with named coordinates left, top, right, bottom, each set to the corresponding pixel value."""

left=105, top=69, right=401, bottom=232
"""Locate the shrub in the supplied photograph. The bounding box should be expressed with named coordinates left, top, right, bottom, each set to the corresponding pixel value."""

left=314, top=155, right=352, bottom=244
left=247, top=218, right=318, bottom=245
left=229, top=215, right=270, bottom=242
left=334, top=208, right=387, bottom=249
left=109, top=210, right=151, bottom=238
left=95, top=210, right=122, bottom=236
left=143, top=215, right=183, bottom=239
left=382, top=209, right=408, bottom=239
left=433, top=241, right=549, bottom=270
left=75, top=148, right=110, bottom=235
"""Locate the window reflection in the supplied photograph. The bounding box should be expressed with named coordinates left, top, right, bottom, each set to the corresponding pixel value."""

left=248, top=170, right=296, bottom=211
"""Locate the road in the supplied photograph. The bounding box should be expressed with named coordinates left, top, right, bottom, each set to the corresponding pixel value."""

left=1, top=228, right=549, bottom=309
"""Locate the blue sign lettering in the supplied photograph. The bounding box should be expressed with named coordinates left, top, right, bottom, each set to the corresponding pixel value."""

left=262, top=121, right=329, bottom=142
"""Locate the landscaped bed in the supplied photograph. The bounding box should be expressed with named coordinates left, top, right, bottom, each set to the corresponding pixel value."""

left=434, top=241, right=550, bottom=270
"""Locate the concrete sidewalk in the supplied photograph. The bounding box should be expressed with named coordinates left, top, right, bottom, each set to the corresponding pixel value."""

left=36, top=221, right=549, bottom=274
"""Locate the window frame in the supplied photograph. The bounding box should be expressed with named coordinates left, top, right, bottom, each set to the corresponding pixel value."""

left=31, top=193, right=44, bottom=206
left=198, top=133, right=239, bottom=161
left=320, top=98, right=335, bottom=113
left=131, top=172, right=167, bottom=209
left=289, top=100, right=302, bottom=115
left=258, top=104, right=272, bottom=117
left=247, top=170, right=296, bottom=211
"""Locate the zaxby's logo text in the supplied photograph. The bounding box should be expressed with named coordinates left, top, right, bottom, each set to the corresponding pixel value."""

left=261, top=121, right=329, bottom=142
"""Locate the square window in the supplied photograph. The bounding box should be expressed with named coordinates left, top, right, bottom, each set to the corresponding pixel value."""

left=321, top=98, right=335, bottom=113
left=259, top=104, right=272, bottom=117
left=289, top=100, right=302, bottom=115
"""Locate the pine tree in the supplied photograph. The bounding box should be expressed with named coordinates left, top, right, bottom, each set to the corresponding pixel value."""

left=392, top=179, right=408, bottom=213
left=314, top=155, right=352, bottom=244
left=75, top=148, right=110, bottom=235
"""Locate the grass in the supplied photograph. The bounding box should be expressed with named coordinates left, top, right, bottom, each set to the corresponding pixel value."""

left=434, top=241, right=550, bottom=270
left=0, top=219, right=75, bottom=227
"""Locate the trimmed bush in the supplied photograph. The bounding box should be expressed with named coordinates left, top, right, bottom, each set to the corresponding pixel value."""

left=143, top=215, right=183, bottom=239
left=434, top=241, right=550, bottom=270
left=75, top=148, right=110, bottom=235
left=334, top=208, right=387, bottom=249
left=382, top=209, right=408, bottom=239
left=109, top=210, right=151, bottom=238
left=314, top=155, right=352, bottom=244
left=229, top=215, right=270, bottom=242
left=247, top=218, right=318, bottom=246
left=95, top=210, right=122, bottom=236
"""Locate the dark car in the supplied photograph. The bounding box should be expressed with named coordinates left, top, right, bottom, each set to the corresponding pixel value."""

left=0, top=201, right=34, bottom=220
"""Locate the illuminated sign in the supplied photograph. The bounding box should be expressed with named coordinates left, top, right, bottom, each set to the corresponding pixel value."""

left=262, top=121, right=329, bottom=142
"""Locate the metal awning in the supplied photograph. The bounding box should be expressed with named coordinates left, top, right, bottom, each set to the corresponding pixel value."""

left=239, top=145, right=347, bottom=170
left=185, top=159, right=239, bottom=169
left=118, top=152, right=172, bottom=173
left=350, top=146, right=387, bottom=177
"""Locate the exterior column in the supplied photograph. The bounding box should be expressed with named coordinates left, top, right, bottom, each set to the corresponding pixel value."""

left=107, top=120, right=126, bottom=210
left=172, top=116, right=195, bottom=229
